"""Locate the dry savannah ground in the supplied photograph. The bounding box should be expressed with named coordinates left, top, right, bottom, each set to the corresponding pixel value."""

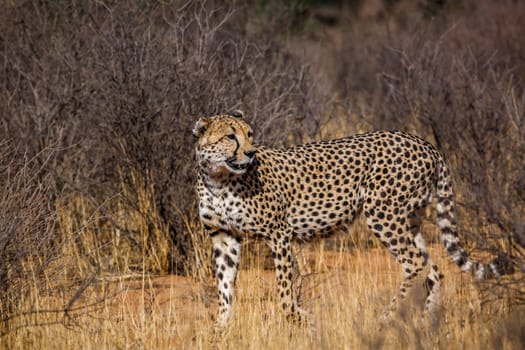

left=4, top=239, right=524, bottom=350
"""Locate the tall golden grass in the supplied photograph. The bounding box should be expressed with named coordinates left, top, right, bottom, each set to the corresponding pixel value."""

left=55, top=168, right=173, bottom=277
left=2, top=239, right=523, bottom=349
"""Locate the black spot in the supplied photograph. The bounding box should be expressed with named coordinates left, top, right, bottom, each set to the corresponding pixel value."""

left=446, top=242, right=459, bottom=253
left=424, top=278, right=435, bottom=292
left=226, top=255, right=236, bottom=268
left=456, top=252, right=468, bottom=267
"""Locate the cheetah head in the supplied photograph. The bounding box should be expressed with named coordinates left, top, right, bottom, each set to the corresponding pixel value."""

left=193, top=110, right=256, bottom=176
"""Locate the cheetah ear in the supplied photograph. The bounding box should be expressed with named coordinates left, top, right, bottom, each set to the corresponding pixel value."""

left=227, top=110, right=244, bottom=119
left=193, top=118, right=209, bottom=138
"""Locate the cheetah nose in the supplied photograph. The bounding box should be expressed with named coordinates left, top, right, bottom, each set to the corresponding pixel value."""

left=244, top=150, right=256, bottom=159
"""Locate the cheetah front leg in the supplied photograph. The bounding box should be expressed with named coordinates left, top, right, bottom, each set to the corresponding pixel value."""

left=267, top=227, right=306, bottom=324
left=210, top=230, right=241, bottom=328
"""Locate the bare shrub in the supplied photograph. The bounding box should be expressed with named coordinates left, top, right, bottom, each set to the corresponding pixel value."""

left=0, top=142, right=59, bottom=329
left=0, top=0, right=321, bottom=280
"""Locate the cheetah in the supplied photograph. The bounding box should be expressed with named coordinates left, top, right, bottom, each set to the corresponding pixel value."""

left=193, top=110, right=514, bottom=327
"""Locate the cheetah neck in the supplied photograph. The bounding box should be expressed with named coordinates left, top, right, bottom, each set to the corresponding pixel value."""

left=198, top=168, right=237, bottom=198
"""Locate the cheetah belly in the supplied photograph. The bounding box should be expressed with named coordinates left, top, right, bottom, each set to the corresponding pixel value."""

left=287, top=206, right=347, bottom=236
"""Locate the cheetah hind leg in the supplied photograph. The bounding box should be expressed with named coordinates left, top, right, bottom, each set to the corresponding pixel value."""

left=410, top=207, right=443, bottom=322
left=382, top=244, right=429, bottom=323
left=366, top=211, right=430, bottom=324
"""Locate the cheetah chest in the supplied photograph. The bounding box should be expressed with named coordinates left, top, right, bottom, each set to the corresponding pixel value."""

left=199, top=188, right=248, bottom=233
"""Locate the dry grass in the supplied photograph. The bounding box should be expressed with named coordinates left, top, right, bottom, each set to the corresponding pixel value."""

left=2, top=243, right=523, bottom=350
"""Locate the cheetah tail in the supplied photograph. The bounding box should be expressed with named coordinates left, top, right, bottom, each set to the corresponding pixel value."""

left=435, top=158, right=515, bottom=280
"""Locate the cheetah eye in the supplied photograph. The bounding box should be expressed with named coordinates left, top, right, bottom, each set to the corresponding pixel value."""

left=226, top=134, right=236, bottom=140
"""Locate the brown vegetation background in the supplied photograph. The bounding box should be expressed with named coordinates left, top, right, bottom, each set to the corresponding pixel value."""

left=0, top=0, right=524, bottom=344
